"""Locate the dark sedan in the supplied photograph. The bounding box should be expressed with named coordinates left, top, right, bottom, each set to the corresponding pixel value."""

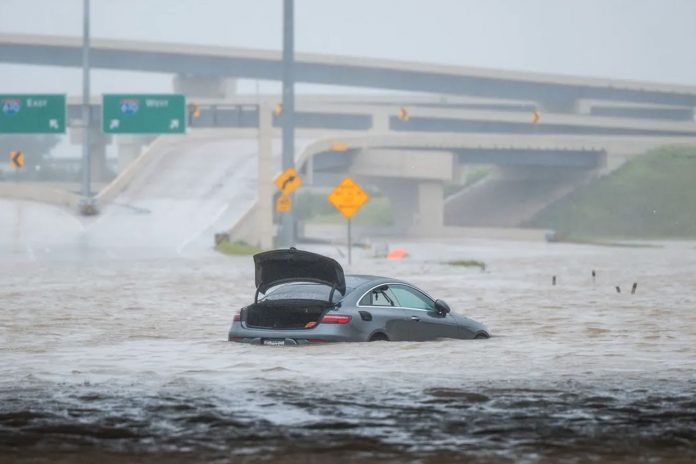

left=228, top=248, right=490, bottom=345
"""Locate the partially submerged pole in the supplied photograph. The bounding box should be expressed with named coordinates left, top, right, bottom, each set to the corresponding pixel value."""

left=278, top=0, right=295, bottom=246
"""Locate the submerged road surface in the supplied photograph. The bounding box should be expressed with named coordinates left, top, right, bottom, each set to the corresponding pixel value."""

left=1, top=235, right=695, bottom=463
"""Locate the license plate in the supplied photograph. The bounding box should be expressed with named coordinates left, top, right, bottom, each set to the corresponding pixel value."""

left=263, top=338, right=286, bottom=346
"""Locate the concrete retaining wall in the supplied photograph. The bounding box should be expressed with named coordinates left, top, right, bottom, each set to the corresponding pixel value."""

left=226, top=201, right=274, bottom=249
left=0, top=182, right=81, bottom=209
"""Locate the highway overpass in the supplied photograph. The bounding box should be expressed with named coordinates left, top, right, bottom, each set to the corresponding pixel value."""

left=62, top=97, right=696, bottom=137
left=3, top=33, right=696, bottom=111
left=4, top=33, right=696, bottom=243
left=282, top=133, right=692, bottom=235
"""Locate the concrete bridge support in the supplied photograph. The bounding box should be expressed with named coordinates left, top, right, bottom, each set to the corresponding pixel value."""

left=70, top=127, right=112, bottom=183
left=366, top=177, right=445, bottom=235
left=173, top=74, right=237, bottom=99
left=371, top=110, right=390, bottom=133
left=116, top=136, right=147, bottom=173
left=413, top=180, right=444, bottom=234
left=349, top=147, right=453, bottom=233
left=374, top=178, right=417, bottom=233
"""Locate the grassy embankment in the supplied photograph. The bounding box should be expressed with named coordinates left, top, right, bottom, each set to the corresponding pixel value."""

left=527, top=145, right=696, bottom=240
left=215, top=240, right=262, bottom=256
left=445, top=259, right=487, bottom=271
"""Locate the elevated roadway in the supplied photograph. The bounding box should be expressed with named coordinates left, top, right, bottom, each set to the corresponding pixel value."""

left=61, top=95, right=696, bottom=137
left=3, top=33, right=696, bottom=109
left=293, top=133, right=693, bottom=233
left=0, top=135, right=285, bottom=261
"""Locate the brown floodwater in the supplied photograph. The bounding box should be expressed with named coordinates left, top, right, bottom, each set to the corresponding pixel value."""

left=1, top=238, right=695, bottom=463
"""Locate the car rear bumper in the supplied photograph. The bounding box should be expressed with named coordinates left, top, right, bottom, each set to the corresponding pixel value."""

left=228, top=322, right=366, bottom=345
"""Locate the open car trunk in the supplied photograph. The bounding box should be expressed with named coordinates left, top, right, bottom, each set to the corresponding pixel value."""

left=243, top=299, right=332, bottom=330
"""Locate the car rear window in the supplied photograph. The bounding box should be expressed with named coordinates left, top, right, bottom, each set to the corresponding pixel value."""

left=262, top=283, right=341, bottom=302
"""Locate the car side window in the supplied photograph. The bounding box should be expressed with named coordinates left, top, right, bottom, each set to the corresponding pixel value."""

left=389, top=285, right=434, bottom=311
left=359, top=287, right=398, bottom=306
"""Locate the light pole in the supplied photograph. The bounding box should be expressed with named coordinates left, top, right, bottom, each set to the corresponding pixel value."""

left=278, top=0, right=295, bottom=246
left=79, top=0, right=97, bottom=215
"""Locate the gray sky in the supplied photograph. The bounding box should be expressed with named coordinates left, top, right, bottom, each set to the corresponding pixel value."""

left=1, top=0, right=695, bottom=95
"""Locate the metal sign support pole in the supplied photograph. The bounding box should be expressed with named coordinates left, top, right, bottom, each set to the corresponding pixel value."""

left=347, top=218, right=352, bottom=265
left=279, top=0, right=295, bottom=247
left=80, top=0, right=93, bottom=211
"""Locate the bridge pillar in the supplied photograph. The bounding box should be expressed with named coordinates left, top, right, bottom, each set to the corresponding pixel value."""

left=375, top=178, right=416, bottom=233
left=412, top=180, right=444, bottom=234
left=371, top=110, right=390, bottom=133
left=374, top=178, right=444, bottom=234
left=538, top=92, right=580, bottom=113
left=173, top=74, right=237, bottom=99
left=89, top=138, right=108, bottom=183
left=116, top=136, right=147, bottom=173
left=70, top=127, right=112, bottom=184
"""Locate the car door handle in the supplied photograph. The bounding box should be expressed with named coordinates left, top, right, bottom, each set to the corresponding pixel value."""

left=410, top=316, right=420, bottom=321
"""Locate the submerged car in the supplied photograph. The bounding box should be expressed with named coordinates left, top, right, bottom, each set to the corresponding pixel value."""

left=228, top=248, right=490, bottom=345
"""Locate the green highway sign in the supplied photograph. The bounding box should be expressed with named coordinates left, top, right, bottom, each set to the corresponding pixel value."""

left=102, top=94, right=186, bottom=134
left=0, top=94, right=66, bottom=134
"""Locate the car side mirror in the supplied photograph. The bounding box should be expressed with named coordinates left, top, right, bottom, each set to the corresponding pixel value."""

left=434, top=299, right=451, bottom=315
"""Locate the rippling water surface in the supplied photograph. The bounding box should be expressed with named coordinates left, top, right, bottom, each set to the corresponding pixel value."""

left=2, top=239, right=696, bottom=463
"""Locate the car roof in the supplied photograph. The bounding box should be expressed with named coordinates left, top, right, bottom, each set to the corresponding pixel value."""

left=270, top=275, right=423, bottom=303
left=345, top=274, right=387, bottom=285
left=345, top=274, right=410, bottom=291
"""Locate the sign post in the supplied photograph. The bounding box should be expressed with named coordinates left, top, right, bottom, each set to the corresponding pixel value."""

left=0, top=94, right=66, bottom=134
left=278, top=0, right=296, bottom=247
left=80, top=0, right=95, bottom=214
left=327, top=177, right=369, bottom=265
left=274, top=167, right=302, bottom=220
left=102, top=94, right=186, bottom=134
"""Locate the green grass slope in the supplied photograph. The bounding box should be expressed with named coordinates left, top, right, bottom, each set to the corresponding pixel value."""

left=528, top=145, right=696, bottom=239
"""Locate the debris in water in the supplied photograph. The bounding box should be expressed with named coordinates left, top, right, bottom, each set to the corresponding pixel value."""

left=387, top=248, right=408, bottom=260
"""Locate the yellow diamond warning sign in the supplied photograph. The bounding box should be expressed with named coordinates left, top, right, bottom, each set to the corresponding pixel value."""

left=327, top=177, right=369, bottom=219
left=276, top=193, right=292, bottom=213
left=274, top=167, right=302, bottom=195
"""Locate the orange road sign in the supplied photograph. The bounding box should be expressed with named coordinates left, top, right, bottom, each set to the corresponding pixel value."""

left=330, top=142, right=349, bottom=152
left=327, top=177, right=369, bottom=219
left=188, top=103, right=201, bottom=118
left=531, top=110, right=541, bottom=124
left=274, top=167, right=302, bottom=195
left=398, top=106, right=410, bottom=121
left=276, top=193, right=292, bottom=213
left=9, top=150, right=24, bottom=169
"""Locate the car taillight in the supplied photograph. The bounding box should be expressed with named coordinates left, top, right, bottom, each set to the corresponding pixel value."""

left=320, top=314, right=352, bottom=324
left=233, top=313, right=241, bottom=322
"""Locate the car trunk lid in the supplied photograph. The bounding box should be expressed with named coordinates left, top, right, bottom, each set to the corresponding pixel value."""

left=254, top=248, right=346, bottom=301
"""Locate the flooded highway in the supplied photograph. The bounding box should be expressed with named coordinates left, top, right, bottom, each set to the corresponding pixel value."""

left=2, top=236, right=695, bottom=462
